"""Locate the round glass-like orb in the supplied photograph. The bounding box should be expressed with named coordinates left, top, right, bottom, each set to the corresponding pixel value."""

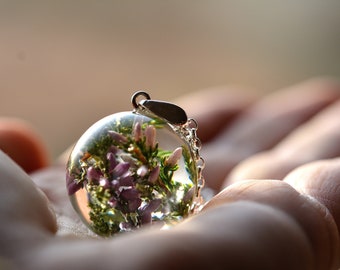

left=66, top=112, right=199, bottom=236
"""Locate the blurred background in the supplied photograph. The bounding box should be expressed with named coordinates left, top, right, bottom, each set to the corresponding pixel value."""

left=1, top=0, right=340, bottom=158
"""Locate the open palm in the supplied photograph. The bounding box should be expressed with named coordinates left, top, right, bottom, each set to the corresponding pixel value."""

left=1, top=78, right=340, bottom=270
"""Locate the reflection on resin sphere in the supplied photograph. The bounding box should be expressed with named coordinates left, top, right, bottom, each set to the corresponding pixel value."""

left=66, top=112, right=198, bottom=236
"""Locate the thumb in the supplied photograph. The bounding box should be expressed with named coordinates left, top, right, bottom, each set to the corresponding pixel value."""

left=0, top=150, right=57, bottom=259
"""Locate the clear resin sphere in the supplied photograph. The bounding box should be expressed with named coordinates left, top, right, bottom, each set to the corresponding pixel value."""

left=66, top=112, right=199, bottom=236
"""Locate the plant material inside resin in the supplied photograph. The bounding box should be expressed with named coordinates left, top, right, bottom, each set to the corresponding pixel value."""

left=66, top=112, right=198, bottom=236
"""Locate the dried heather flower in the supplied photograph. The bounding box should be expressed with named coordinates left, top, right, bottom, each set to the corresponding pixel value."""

left=99, top=177, right=110, bottom=189
left=66, top=173, right=82, bottom=195
left=165, top=147, right=182, bottom=167
left=143, top=198, right=162, bottom=212
left=145, top=125, right=156, bottom=149
left=119, top=175, right=134, bottom=187
left=137, top=165, right=148, bottom=177
left=133, top=122, right=142, bottom=142
left=128, top=198, right=142, bottom=212
left=141, top=199, right=162, bottom=224
left=183, top=186, right=195, bottom=203
left=148, top=165, right=160, bottom=183
left=107, top=152, right=118, bottom=173
left=108, top=130, right=128, bottom=143
left=111, top=179, right=120, bottom=190
left=120, top=187, right=140, bottom=200
left=86, top=166, right=102, bottom=183
left=112, top=162, right=130, bottom=178
left=108, top=145, right=118, bottom=155
left=120, top=188, right=142, bottom=212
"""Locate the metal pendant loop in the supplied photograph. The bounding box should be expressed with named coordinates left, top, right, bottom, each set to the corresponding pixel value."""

left=132, top=91, right=188, bottom=125
left=131, top=91, right=151, bottom=109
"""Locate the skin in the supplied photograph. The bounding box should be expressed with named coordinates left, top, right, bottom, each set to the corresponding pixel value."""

left=1, top=77, right=340, bottom=269
left=202, top=78, right=340, bottom=190
left=0, top=117, right=49, bottom=173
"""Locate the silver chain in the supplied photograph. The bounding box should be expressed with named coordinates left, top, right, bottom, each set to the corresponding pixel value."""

left=174, top=118, right=205, bottom=212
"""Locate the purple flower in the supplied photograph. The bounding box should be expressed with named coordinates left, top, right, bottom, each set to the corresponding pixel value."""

left=120, top=188, right=140, bottom=200
left=142, top=199, right=162, bottom=212
left=148, top=165, right=160, bottom=184
left=86, top=166, right=102, bottom=183
left=133, top=122, right=142, bottom=142
left=165, top=147, right=182, bottom=167
left=141, top=199, right=162, bottom=224
left=111, top=179, right=120, bottom=190
left=66, top=172, right=83, bottom=195
left=112, top=162, right=130, bottom=178
left=108, top=130, right=128, bottom=143
left=145, top=125, right=156, bottom=149
left=120, top=153, right=137, bottom=166
left=107, top=152, right=118, bottom=173
left=99, top=177, right=110, bottom=189
left=120, top=188, right=142, bottom=212
left=128, top=198, right=142, bottom=212
left=119, top=175, right=134, bottom=187
left=137, top=165, right=148, bottom=177
left=183, top=186, right=195, bottom=203
left=108, top=145, right=118, bottom=155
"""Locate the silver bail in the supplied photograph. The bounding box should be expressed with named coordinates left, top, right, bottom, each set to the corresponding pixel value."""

left=132, top=91, right=188, bottom=125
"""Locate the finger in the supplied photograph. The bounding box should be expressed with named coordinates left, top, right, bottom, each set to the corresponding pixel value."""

left=284, top=158, right=340, bottom=268
left=0, top=150, right=57, bottom=259
left=23, top=201, right=312, bottom=270
left=226, top=98, right=340, bottom=185
left=0, top=117, right=50, bottom=173
left=16, top=161, right=340, bottom=269
left=204, top=180, right=340, bottom=269
left=173, top=85, right=257, bottom=143
left=284, top=158, right=340, bottom=238
left=203, top=78, right=340, bottom=191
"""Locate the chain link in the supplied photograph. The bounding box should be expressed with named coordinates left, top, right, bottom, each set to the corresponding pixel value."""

left=174, top=118, right=205, bottom=212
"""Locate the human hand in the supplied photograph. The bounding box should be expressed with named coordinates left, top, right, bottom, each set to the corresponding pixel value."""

left=1, top=78, right=340, bottom=270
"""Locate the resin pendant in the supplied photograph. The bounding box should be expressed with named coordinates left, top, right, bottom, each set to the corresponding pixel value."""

left=66, top=91, right=204, bottom=236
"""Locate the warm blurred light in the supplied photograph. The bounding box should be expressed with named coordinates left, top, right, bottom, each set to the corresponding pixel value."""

left=0, top=1, right=339, bottom=157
